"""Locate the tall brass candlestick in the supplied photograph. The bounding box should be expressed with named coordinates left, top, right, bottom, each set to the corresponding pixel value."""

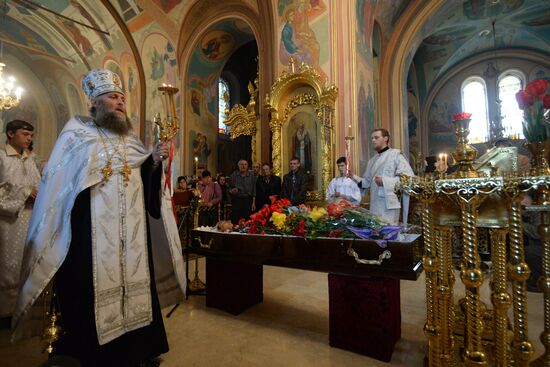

left=154, top=84, right=179, bottom=142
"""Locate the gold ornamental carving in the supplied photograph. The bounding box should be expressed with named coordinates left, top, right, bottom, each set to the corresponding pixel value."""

left=265, top=59, right=337, bottom=197
left=225, top=80, right=259, bottom=163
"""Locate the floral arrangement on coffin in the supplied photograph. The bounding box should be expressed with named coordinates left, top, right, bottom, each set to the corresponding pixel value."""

left=236, top=198, right=404, bottom=245
left=515, top=79, right=550, bottom=143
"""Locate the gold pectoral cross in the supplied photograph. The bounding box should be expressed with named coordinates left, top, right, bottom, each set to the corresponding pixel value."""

left=102, top=160, right=113, bottom=183
left=121, top=161, right=132, bottom=185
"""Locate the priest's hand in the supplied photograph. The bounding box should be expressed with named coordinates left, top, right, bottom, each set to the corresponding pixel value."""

left=153, top=142, right=170, bottom=164
left=375, top=176, right=383, bottom=186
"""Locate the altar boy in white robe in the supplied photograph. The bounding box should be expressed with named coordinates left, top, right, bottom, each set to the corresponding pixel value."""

left=352, top=128, right=414, bottom=225
left=0, top=120, right=41, bottom=324
left=326, top=156, right=361, bottom=205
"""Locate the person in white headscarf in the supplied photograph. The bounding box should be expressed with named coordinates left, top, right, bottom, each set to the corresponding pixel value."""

left=12, top=69, right=186, bottom=367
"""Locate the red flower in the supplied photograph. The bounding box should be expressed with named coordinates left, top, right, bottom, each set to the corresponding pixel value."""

left=327, top=203, right=344, bottom=218
left=451, top=112, right=472, bottom=121
left=525, top=79, right=549, bottom=97
left=270, top=198, right=292, bottom=213
left=516, top=90, right=533, bottom=110
left=250, top=212, right=267, bottom=226
left=247, top=223, right=258, bottom=234
left=259, top=206, right=271, bottom=219
left=544, top=95, right=550, bottom=109
left=328, top=229, right=342, bottom=238
left=279, top=198, right=292, bottom=207
left=270, top=202, right=284, bottom=213
left=293, top=219, right=306, bottom=236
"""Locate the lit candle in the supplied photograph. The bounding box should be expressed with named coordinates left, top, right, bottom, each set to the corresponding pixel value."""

left=348, top=123, right=352, bottom=136
left=444, top=154, right=448, bottom=173
left=438, top=154, right=442, bottom=172
left=194, top=156, right=198, bottom=177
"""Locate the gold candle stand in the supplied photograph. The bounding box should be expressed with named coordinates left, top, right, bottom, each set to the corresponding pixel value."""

left=399, top=118, right=550, bottom=366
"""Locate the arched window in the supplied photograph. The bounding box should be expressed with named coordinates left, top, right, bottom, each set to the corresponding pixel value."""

left=218, top=78, right=230, bottom=134
left=498, top=71, right=524, bottom=139
left=461, top=77, right=489, bottom=144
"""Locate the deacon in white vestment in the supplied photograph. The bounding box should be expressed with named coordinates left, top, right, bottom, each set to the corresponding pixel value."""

left=0, top=120, right=41, bottom=319
left=326, top=156, right=361, bottom=205
left=12, top=69, right=185, bottom=367
left=353, top=128, right=414, bottom=225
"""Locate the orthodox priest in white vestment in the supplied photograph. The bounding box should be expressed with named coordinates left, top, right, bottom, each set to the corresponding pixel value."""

left=0, top=120, right=41, bottom=318
left=353, top=128, right=414, bottom=225
left=12, top=69, right=185, bottom=367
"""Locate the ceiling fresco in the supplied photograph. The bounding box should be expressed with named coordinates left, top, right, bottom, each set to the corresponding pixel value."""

left=415, top=0, right=550, bottom=93
left=188, top=19, right=255, bottom=80
left=3, top=0, right=122, bottom=66
left=374, top=0, right=411, bottom=39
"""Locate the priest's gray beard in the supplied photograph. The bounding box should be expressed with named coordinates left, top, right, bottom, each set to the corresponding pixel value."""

left=91, top=103, right=132, bottom=135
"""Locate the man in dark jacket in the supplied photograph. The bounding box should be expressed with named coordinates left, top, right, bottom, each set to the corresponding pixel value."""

left=255, top=163, right=282, bottom=209
left=281, top=157, right=307, bottom=205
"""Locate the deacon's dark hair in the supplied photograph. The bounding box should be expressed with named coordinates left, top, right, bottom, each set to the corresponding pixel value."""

left=177, top=176, right=186, bottom=183
left=290, top=157, right=300, bottom=163
left=202, top=170, right=211, bottom=178
left=262, top=162, right=272, bottom=168
left=6, top=120, right=34, bottom=139
left=336, top=156, right=346, bottom=165
left=373, top=128, right=390, bottom=138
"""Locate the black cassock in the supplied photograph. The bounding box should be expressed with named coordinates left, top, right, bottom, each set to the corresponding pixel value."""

left=53, top=157, right=169, bottom=367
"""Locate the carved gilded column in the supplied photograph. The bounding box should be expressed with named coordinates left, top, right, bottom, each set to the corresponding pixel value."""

left=437, top=225, right=454, bottom=366
left=424, top=204, right=440, bottom=367
left=507, top=197, right=535, bottom=366
left=459, top=198, right=487, bottom=367
left=490, top=228, right=511, bottom=367
left=533, top=210, right=550, bottom=367
left=270, top=118, right=283, bottom=177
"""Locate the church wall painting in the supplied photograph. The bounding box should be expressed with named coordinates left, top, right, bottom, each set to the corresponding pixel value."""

left=141, top=33, right=179, bottom=147
left=426, top=82, right=460, bottom=156
left=120, top=51, right=142, bottom=134
left=277, top=0, right=327, bottom=79
left=355, top=0, right=377, bottom=174
left=141, top=32, right=182, bottom=179
left=66, top=83, right=84, bottom=120
left=190, top=130, right=212, bottom=172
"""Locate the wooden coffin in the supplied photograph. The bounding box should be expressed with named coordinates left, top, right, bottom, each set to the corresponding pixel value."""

left=190, top=229, right=423, bottom=280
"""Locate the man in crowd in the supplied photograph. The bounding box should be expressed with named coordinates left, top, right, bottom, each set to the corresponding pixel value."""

left=281, top=157, right=307, bottom=206
left=12, top=69, right=186, bottom=367
left=0, top=120, right=41, bottom=327
left=255, top=163, right=281, bottom=209
left=326, top=156, right=361, bottom=205
left=352, top=128, right=414, bottom=225
left=251, top=162, right=261, bottom=177
left=228, top=159, right=256, bottom=224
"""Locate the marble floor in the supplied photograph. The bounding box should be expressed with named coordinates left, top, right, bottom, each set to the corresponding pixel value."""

left=0, top=260, right=545, bottom=367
